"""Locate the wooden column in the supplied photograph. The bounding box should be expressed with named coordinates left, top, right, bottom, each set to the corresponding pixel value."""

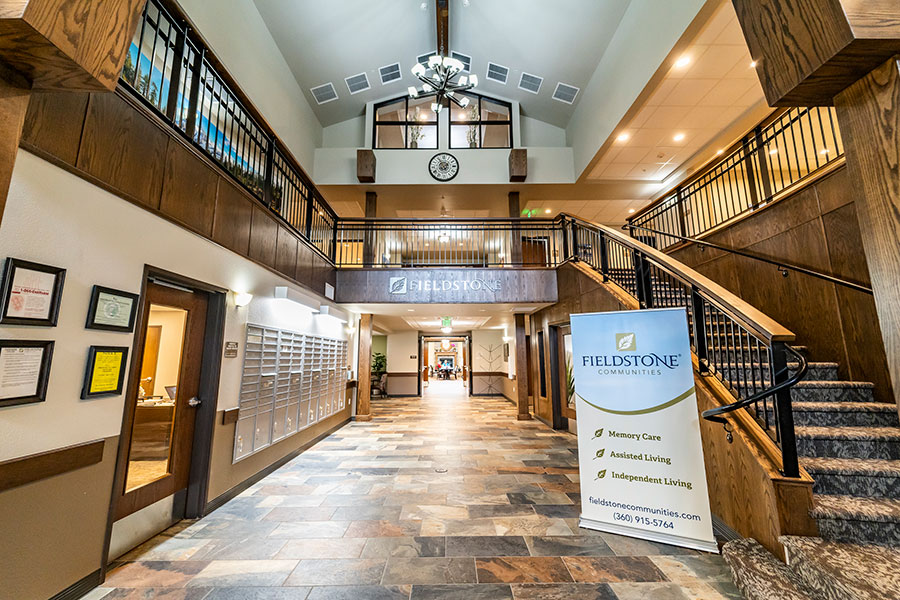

left=356, top=314, right=373, bottom=421
left=362, top=191, right=376, bottom=267
left=733, top=0, right=900, bottom=411
left=514, top=314, right=532, bottom=420
left=0, top=69, right=30, bottom=225
left=423, top=341, right=429, bottom=384
left=834, top=57, right=900, bottom=413
left=509, top=191, right=523, bottom=265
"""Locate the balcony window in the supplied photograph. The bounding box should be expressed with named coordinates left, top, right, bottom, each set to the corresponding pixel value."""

left=374, top=97, right=438, bottom=149
left=450, top=93, right=511, bottom=149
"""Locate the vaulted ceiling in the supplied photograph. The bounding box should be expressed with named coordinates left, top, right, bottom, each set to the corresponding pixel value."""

left=252, top=0, right=631, bottom=128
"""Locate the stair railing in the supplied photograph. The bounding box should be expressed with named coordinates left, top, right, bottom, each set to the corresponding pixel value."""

left=561, top=214, right=805, bottom=477
left=625, top=224, right=874, bottom=295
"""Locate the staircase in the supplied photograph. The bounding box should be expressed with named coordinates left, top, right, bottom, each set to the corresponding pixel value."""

left=614, top=270, right=900, bottom=599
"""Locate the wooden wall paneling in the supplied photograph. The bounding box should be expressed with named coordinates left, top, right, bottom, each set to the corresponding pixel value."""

left=77, top=92, right=166, bottom=209
left=211, top=177, right=252, bottom=256
left=159, top=139, right=217, bottom=237
left=0, top=69, right=30, bottom=227
left=20, top=91, right=88, bottom=164
left=726, top=184, right=821, bottom=249
left=294, top=239, right=312, bottom=284
left=0, top=439, right=104, bottom=492
left=275, top=225, right=298, bottom=278
left=248, top=205, right=278, bottom=267
left=0, top=0, right=146, bottom=91
left=815, top=167, right=855, bottom=215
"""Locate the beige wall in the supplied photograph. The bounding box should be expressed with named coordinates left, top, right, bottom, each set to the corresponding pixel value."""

left=0, top=150, right=354, bottom=597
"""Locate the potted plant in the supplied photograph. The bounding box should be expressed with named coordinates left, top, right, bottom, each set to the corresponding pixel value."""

left=371, top=352, right=387, bottom=395
left=466, top=105, right=479, bottom=148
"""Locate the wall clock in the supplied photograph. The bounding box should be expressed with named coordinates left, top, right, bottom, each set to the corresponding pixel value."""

left=429, top=153, right=459, bottom=181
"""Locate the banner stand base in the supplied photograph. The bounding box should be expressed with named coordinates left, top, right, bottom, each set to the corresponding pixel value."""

left=578, top=516, right=720, bottom=554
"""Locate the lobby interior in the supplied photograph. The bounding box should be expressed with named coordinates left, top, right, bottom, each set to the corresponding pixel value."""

left=2, top=1, right=900, bottom=599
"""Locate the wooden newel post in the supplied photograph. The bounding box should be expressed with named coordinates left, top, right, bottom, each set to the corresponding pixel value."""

left=733, top=0, right=900, bottom=414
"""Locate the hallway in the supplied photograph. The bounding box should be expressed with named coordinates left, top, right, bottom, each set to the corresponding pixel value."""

left=91, top=395, right=740, bottom=600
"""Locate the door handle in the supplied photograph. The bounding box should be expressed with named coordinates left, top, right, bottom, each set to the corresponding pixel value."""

left=188, top=397, right=201, bottom=407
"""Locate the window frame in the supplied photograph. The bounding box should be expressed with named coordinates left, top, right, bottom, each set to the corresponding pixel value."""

left=449, top=92, right=513, bottom=150
left=373, top=96, right=439, bottom=150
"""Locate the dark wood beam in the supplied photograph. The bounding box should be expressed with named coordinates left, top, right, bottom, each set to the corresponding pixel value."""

left=436, top=0, right=449, bottom=57
left=356, top=314, right=373, bottom=421
left=732, top=0, right=900, bottom=105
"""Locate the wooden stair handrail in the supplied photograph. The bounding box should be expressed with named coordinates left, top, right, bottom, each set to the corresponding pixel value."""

left=561, top=213, right=796, bottom=345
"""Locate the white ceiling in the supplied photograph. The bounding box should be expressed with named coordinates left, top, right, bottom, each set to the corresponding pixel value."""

left=587, top=2, right=766, bottom=182
left=341, top=302, right=547, bottom=333
left=252, top=0, right=631, bottom=127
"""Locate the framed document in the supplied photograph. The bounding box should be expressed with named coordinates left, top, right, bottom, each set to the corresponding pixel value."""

left=81, top=346, right=129, bottom=399
left=0, top=258, right=66, bottom=327
left=0, top=340, right=54, bottom=407
left=85, top=286, right=140, bottom=332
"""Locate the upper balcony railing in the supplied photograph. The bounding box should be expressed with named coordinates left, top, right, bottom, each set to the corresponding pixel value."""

left=334, top=218, right=565, bottom=268
left=123, top=0, right=336, bottom=260
left=628, top=106, right=844, bottom=250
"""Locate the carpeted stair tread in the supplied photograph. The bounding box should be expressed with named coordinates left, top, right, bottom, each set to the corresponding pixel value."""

left=781, top=535, right=900, bottom=600
left=802, top=456, right=900, bottom=477
left=787, top=401, right=897, bottom=413
left=795, top=426, right=900, bottom=441
left=721, top=538, right=815, bottom=600
left=811, top=494, right=900, bottom=523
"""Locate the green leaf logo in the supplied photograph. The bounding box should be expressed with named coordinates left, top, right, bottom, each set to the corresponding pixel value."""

left=595, top=469, right=607, bottom=480
left=592, top=428, right=604, bottom=439
left=594, top=449, right=605, bottom=459
left=616, top=332, right=636, bottom=352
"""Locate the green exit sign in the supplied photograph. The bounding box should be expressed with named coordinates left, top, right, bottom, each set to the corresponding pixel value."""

left=441, top=317, right=452, bottom=327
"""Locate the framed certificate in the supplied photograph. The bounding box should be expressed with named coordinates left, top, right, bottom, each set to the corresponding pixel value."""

left=0, top=258, right=66, bottom=327
left=0, top=340, right=54, bottom=407
left=81, top=346, right=129, bottom=399
left=85, top=286, right=140, bottom=332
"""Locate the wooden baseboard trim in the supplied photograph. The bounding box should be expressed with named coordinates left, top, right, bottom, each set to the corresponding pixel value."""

left=204, top=418, right=350, bottom=514
left=0, top=439, right=104, bottom=492
left=49, top=569, right=102, bottom=600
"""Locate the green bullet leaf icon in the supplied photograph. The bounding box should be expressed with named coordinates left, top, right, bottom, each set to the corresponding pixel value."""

left=592, top=428, right=604, bottom=439
left=594, top=449, right=605, bottom=459
left=595, top=469, right=607, bottom=480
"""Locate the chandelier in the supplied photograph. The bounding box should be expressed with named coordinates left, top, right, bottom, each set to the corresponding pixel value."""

left=407, top=55, right=479, bottom=113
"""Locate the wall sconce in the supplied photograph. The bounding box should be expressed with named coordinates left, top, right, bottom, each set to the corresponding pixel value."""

left=232, top=291, right=253, bottom=307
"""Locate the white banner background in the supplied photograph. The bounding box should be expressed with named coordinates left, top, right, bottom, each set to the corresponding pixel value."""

left=570, top=307, right=717, bottom=553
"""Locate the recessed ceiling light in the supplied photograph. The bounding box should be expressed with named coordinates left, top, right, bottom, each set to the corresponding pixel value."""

left=673, top=133, right=685, bottom=142
left=716, top=149, right=724, bottom=155
left=675, top=55, right=691, bottom=68
left=616, top=133, right=630, bottom=142
left=544, top=209, right=552, bottom=214
left=750, top=60, right=758, bottom=68
left=408, top=309, right=415, bottom=312
left=628, top=208, right=636, bottom=214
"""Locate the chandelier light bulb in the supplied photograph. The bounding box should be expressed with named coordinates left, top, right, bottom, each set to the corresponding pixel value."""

left=458, top=75, right=468, bottom=86
left=422, top=83, right=433, bottom=92
left=407, top=86, right=419, bottom=98
left=431, top=102, right=442, bottom=113
left=459, top=96, right=469, bottom=108
left=468, top=74, right=478, bottom=87
left=411, top=63, right=426, bottom=77
left=428, top=55, right=442, bottom=68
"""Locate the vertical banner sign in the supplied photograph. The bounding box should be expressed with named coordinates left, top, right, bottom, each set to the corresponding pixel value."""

left=570, top=307, right=717, bottom=553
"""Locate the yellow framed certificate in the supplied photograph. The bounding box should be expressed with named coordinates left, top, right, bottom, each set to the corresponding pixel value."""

left=81, top=346, right=129, bottom=399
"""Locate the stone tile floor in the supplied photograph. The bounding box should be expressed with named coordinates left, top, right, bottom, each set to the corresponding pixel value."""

left=83, top=381, right=743, bottom=599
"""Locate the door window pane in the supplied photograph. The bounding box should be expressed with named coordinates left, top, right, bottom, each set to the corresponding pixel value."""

left=125, top=304, right=187, bottom=491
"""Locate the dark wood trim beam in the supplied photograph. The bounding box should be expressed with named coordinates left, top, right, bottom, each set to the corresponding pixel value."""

left=0, top=439, right=104, bottom=492
left=733, top=0, right=900, bottom=105
left=514, top=313, right=532, bottom=420
left=435, top=0, right=449, bottom=57
left=357, top=314, right=373, bottom=421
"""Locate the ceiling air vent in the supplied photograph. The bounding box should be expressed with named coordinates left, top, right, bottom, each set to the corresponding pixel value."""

left=416, top=51, right=436, bottom=66
left=486, top=62, right=509, bottom=84
left=379, top=62, right=402, bottom=84
left=552, top=82, right=580, bottom=104
left=451, top=51, right=472, bottom=72
left=310, top=83, right=338, bottom=105
left=345, top=72, right=370, bottom=95
left=518, top=72, right=543, bottom=94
